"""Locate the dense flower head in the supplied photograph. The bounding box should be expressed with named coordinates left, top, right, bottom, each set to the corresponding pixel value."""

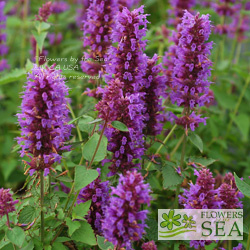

left=81, top=0, right=118, bottom=78
left=97, top=6, right=149, bottom=175
left=142, top=240, right=157, bottom=250
left=213, top=0, right=241, bottom=17
left=0, top=188, right=18, bottom=217
left=77, top=168, right=109, bottom=235
left=0, top=1, right=9, bottom=71
left=36, top=1, right=52, bottom=22
left=143, top=54, right=166, bottom=136
left=51, top=1, right=69, bottom=14
left=17, top=64, right=72, bottom=175
left=96, top=78, right=145, bottom=175
left=102, top=170, right=152, bottom=249
left=170, top=10, right=213, bottom=131
left=179, top=168, right=221, bottom=209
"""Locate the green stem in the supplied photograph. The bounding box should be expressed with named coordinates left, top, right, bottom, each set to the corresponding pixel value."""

left=226, top=74, right=250, bottom=135
left=228, top=240, right=232, bottom=250
left=174, top=133, right=187, bottom=208
left=146, top=124, right=177, bottom=171
left=246, top=226, right=250, bottom=250
left=36, top=23, right=41, bottom=66
left=6, top=214, right=10, bottom=229
left=40, top=171, right=45, bottom=245
left=235, top=43, right=242, bottom=65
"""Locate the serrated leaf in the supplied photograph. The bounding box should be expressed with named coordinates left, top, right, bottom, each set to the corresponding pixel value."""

left=78, top=115, right=95, bottom=133
left=162, top=163, right=183, bottom=189
left=52, top=242, right=67, bottom=250
left=71, top=221, right=96, bottom=245
left=44, top=194, right=59, bottom=211
left=19, top=206, right=39, bottom=224
left=6, top=227, right=26, bottom=248
left=187, top=157, right=217, bottom=167
left=145, top=218, right=158, bottom=242
left=188, top=132, right=203, bottom=153
left=65, top=218, right=81, bottom=237
left=234, top=173, right=250, bottom=198
left=111, top=121, right=129, bottom=132
left=97, top=236, right=114, bottom=250
left=82, top=133, right=108, bottom=162
left=21, top=241, right=34, bottom=250
left=74, top=166, right=99, bottom=191
left=72, top=200, right=91, bottom=220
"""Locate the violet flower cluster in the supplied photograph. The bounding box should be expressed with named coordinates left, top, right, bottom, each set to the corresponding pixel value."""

left=77, top=168, right=109, bottom=235
left=102, top=170, right=151, bottom=250
left=170, top=10, right=213, bottom=131
left=51, top=1, right=69, bottom=14
left=142, top=240, right=157, bottom=250
left=81, top=0, right=118, bottom=79
left=35, top=1, right=52, bottom=22
left=143, top=54, right=166, bottom=136
left=76, top=0, right=90, bottom=28
left=17, top=64, right=72, bottom=175
left=179, top=169, right=243, bottom=249
left=97, top=6, right=149, bottom=175
left=0, top=188, right=18, bottom=218
left=0, top=1, right=9, bottom=72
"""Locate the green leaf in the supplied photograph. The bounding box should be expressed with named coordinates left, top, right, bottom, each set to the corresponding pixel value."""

left=65, top=218, right=81, bottom=237
left=188, top=132, right=203, bottom=153
left=71, top=221, right=96, bottom=245
left=55, top=237, right=71, bottom=243
left=32, top=31, right=48, bottom=51
left=82, top=133, right=108, bottom=162
left=234, top=173, right=250, bottom=198
left=72, top=200, right=91, bottom=220
left=51, top=242, right=67, bottom=250
left=231, top=113, right=250, bottom=142
left=78, top=115, right=95, bottom=133
left=74, top=166, right=99, bottom=191
left=187, top=157, right=217, bottom=167
left=145, top=218, right=158, bottom=242
left=21, top=241, right=34, bottom=250
left=0, top=68, right=26, bottom=85
left=19, top=206, right=39, bottom=224
left=97, top=236, right=114, bottom=250
left=88, top=118, right=102, bottom=124
left=111, top=121, right=129, bottom=132
left=2, top=159, right=17, bottom=181
left=162, top=163, right=183, bottom=189
left=6, top=227, right=26, bottom=248
left=44, top=194, right=59, bottom=211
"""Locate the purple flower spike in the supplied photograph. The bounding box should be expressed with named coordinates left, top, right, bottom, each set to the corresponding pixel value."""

left=36, top=1, right=52, bottom=22
left=142, top=240, right=157, bottom=250
left=77, top=168, right=109, bottom=235
left=0, top=1, right=9, bottom=71
left=51, top=1, right=69, bottom=14
left=96, top=6, right=149, bottom=175
left=143, top=54, right=166, bottom=136
left=0, top=188, right=18, bottom=218
left=17, top=64, right=73, bottom=175
left=102, top=170, right=152, bottom=250
left=81, top=0, right=118, bottom=78
left=170, top=10, right=213, bottom=131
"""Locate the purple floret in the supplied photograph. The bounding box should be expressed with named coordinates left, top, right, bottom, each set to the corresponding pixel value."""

left=102, top=170, right=152, bottom=250
left=142, top=240, right=157, bottom=250
left=0, top=188, right=18, bottom=218
left=17, top=64, right=73, bottom=175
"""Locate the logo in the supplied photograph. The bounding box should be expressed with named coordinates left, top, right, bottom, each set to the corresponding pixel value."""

left=158, top=209, right=243, bottom=241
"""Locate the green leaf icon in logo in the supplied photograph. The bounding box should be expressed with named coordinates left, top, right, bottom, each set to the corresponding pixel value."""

left=160, top=210, right=181, bottom=230
left=182, top=214, right=196, bottom=228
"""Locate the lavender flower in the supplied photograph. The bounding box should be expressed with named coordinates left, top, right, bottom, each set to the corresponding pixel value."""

left=17, top=64, right=72, bottom=175
left=81, top=0, right=118, bottom=78
left=190, top=240, right=212, bottom=250
left=97, top=6, right=149, bottom=175
left=48, top=33, right=63, bottom=46
left=76, top=0, right=90, bottom=27
left=0, top=188, right=18, bottom=218
left=170, top=10, right=213, bottom=131
left=142, top=240, right=157, bottom=250
left=143, top=54, right=166, bottom=136
left=218, top=172, right=243, bottom=209
left=179, top=168, right=221, bottom=209
left=102, top=170, right=151, bottom=249
left=0, top=1, right=8, bottom=71
left=118, top=0, right=141, bottom=10
left=51, top=1, right=69, bottom=14
left=233, top=244, right=243, bottom=250
left=36, top=1, right=52, bottom=22
left=77, top=168, right=109, bottom=235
